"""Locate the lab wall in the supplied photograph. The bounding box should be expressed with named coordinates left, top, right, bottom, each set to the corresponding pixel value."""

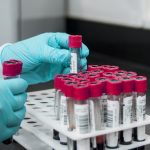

left=0, top=0, right=21, bottom=45
left=0, top=0, right=66, bottom=45
left=67, top=0, right=145, bottom=28
left=21, top=0, right=66, bottom=39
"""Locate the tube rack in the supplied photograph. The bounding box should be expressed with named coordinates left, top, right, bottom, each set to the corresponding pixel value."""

left=14, top=89, right=150, bottom=150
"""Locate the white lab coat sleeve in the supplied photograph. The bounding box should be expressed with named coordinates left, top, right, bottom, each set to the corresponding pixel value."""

left=0, top=43, right=12, bottom=77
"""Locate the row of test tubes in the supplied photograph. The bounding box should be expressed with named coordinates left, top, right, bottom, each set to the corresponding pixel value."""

left=53, top=64, right=147, bottom=150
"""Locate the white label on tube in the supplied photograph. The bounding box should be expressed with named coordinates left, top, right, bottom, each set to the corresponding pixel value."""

left=107, top=100, right=119, bottom=128
left=136, top=95, right=146, bottom=141
left=89, top=100, right=96, bottom=131
left=136, top=95, right=146, bottom=122
left=59, top=133, right=67, bottom=144
left=122, top=96, right=133, bottom=142
left=100, top=95, right=107, bottom=127
left=60, top=95, right=68, bottom=127
left=106, top=132, right=119, bottom=148
left=123, top=96, right=133, bottom=124
left=91, top=137, right=97, bottom=148
left=137, top=126, right=146, bottom=141
left=74, top=104, right=89, bottom=134
left=123, top=129, right=132, bottom=142
left=71, top=53, right=77, bottom=73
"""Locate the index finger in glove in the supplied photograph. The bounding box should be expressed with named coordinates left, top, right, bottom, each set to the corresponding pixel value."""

left=5, top=78, right=28, bottom=95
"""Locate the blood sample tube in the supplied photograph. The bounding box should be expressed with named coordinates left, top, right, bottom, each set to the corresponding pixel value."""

left=53, top=75, right=69, bottom=141
left=106, top=79, right=122, bottom=149
left=73, top=84, right=90, bottom=134
left=64, top=81, right=78, bottom=150
left=120, top=77, right=134, bottom=145
left=69, top=35, right=82, bottom=73
left=96, top=77, right=108, bottom=127
left=134, top=76, right=147, bottom=142
left=63, top=81, right=78, bottom=131
left=2, top=60, right=23, bottom=145
left=59, top=77, right=74, bottom=145
left=89, top=81, right=104, bottom=150
left=88, top=65, right=102, bottom=71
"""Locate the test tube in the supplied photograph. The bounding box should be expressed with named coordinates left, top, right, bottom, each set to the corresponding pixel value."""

left=89, top=81, right=104, bottom=150
left=59, top=77, right=73, bottom=145
left=73, top=84, right=90, bottom=134
left=106, top=79, right=122, bottom=149
left=73, top=84, right=90, bottom=150
left=69, top=35, right=82, bottom=73
left=134, top=76, right=147, bottom=142
left=53, top=75, right=67, bottom=141
left=2, top=60, right=23, bottom=145
left=120, top=77, right=134, bottom=145
left=64, top=81, right=78, bottom=150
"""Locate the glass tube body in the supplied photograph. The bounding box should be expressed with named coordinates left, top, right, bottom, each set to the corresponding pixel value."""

left=70, top=47, right=80, bottom=73
left=59, top=91, right=68, bottom=145
left=106, top=95, right=120, bottom=149
left=134, top=92, right=146, bottom=142
left=120, top=92, right=133, bottom=145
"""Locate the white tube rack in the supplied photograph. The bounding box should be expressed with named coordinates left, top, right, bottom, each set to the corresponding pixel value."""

left=14, top=89, right=150, bottom=150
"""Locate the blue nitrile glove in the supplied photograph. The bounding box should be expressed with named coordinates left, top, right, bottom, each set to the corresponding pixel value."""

left=0, top=78, right=28, bottom=142
left=1, top=33, right=89, bottom=85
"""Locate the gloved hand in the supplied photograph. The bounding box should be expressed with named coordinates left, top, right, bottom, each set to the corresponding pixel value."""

left=1, top=33, right=89, bottom=85
left=0, top=78, right=28, bottom=142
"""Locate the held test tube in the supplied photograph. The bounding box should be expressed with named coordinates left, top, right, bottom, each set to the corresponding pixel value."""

left=120, top=77, right=133, bottom=145
left=69, top=35, right=82, bottom=73
left=2, top=60, right=23, bottom=145
left=106, top=79, right=122, bottom=149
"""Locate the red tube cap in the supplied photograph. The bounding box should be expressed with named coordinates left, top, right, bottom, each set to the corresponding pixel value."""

left=114, top=70, right=127, bottom=75
left=96, top=77, right=107, bottom=93
left=88, top=65, right=102, bottom=71
left=69, top=35, right=82, bottom=48
left=135, top=76, right=147, bottom=93
left=122, top=77, right=134, bottom=93
left=91, top=69, right=104, bottom=76
left=107, top=79, right=122, bottom=95
left=3, top=60, right=23, bottom=77
left=54, top=74, right=68, bottom=90
left=126, top=71, right=137, bottom=78
left=64, top=81, right=78, bottom=97
left=103, top=65, right=119, bottom=72
left=88, top=73, right=100, bottom=82
left=90, top=81, right=102, bottom=97
left=73, top=84, right=89, bottom=101
left=102, top=72, right=114, bottom=79
left=61, top=78, right=73, bottom=93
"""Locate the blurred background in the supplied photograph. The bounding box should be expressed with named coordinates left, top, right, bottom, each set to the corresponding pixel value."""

left=1, top=0, right=150, bottom=149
